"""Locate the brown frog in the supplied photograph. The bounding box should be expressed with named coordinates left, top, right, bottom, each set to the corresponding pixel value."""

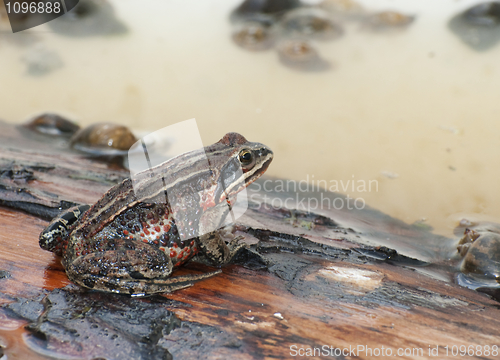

left=40, top=133, right=273, bottom=296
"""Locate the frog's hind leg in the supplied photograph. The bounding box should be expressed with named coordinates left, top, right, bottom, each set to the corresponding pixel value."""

left=39, top=205, right=91, bottom=256
left=65, top=238, right=221, bottom=296
left=72, top=270, right=222, bottom=296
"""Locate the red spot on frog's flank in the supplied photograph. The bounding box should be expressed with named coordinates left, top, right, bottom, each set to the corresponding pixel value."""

left=177, top=252, right=183, bottom=259
left=201, top=197, right=216, bottom=211
left=123, top=230, right=129, bottom=235
left=144, top=229, right=150, bottom=236
left=154, top=226, right=161, bottom=233
left=173, top=243, right=178, bottom=248
left=142, top=239, right=148, bottom=243
left=163, top=225, right=170, bottom=232
left=170, top=250, right=176, bottom=258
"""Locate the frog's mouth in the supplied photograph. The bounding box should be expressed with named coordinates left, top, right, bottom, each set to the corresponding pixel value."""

left=215, top=147, right=273, bottom=204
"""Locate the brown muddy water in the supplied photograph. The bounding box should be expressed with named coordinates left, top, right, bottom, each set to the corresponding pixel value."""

left=1, top=0, right=500, bottom=239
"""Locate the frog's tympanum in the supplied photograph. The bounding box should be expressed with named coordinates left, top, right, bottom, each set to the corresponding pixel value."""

left=40, top=133, right=273, bottom=296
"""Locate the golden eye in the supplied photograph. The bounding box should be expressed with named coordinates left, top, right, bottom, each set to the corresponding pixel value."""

left=238, top=149, right=253, bottom=165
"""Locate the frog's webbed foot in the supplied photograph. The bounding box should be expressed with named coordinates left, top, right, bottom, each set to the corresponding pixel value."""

left=65, top=238, right=221, bottom=296
left=195, top=228, right=248, bottom=266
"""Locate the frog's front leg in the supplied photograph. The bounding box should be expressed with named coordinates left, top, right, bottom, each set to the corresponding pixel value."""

left=65, top=238, right=220, bottom=296
left=196, top=227, right=247, bottom=266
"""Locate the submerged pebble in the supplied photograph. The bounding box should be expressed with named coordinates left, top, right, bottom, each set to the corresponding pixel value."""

left=318, top=0, right=365, bottom=19
left=364, top=11, right=414, bottom=30
left=230, top=0, right=301, bottom=23
left=23, top=113, right=80, bottom=136
left=70, top=123, right=137, bottom=155
left=463, top=2, right=500, bottom=26
left=276, top=38, right=330, bottom=71
left=277, top=38, right=317, bottom=62
left=232, top=20, right=275, bottom=50
left=449, top=2, right=500, bottom=51
left=278, top=8, right=343, bottom=40
left=48, top=0, right=127, bottom=37
left=21, top=44, right=63, bottom=76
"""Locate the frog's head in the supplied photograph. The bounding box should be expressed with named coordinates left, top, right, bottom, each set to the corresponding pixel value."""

left=133, top=132, right=272, bottom=208
left=209, top=132, right=273, bottom=204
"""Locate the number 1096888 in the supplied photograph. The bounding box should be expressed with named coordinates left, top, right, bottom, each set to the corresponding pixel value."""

left=5, top=1, right=62, bottom=14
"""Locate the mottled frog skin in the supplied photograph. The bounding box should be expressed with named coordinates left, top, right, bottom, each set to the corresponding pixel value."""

left=40, top=133, right=273, bottom=296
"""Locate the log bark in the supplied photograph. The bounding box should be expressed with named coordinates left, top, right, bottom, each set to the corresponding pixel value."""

left=0, top=120, right=499, bottom=360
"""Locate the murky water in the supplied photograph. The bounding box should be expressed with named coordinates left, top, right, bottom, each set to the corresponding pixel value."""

left=1, top=0, right=500, bottom=239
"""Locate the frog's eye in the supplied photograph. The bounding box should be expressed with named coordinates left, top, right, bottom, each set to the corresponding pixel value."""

left=238, top=149, right=253, bottom=166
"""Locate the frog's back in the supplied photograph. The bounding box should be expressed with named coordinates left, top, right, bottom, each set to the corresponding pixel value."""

left=72, top=178, right=139, bottom=239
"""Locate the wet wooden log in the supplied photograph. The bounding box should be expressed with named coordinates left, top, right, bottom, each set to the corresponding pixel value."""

left=1, top=120, right=500, bottom=360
